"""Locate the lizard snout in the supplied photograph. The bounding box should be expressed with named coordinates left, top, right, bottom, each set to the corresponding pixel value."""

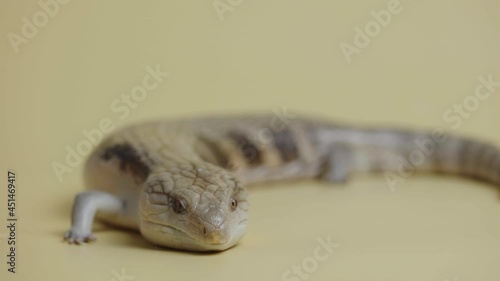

left=200, top=209, right=229, bottom=244
left=202, top=225, right=228, bottom=245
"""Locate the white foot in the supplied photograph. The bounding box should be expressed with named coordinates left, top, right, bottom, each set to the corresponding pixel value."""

left=64, top=227, right=96, bottom=244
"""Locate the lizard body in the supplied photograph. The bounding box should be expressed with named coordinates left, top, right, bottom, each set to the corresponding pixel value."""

left=64, top=115, right=500, bottom=251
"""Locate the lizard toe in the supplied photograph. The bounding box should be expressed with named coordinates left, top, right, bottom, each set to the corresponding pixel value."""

left=63, top=228, right=95, bottom=245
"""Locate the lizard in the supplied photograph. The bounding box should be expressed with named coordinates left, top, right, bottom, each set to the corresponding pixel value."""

left=63, top=114, right=500, bottom=251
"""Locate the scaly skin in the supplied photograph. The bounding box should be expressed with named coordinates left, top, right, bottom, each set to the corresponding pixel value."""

left=64, top=115, right=500, bottom=251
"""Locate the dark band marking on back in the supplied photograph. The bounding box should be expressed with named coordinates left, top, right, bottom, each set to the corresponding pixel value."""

left=226, top=131, right=262, bottom=166
left=470, top=143, right=485, bottom=179
left=483, top=146, right=499, bottom=181
left=197, top=135, right=230, bottom=168
left=495, top=153, right=500, bottom=182
left=459, top=140, right=474, bottom=175
left=100, top=143, right=151, bottom=181
left=271, top=128, right=299, bottom=162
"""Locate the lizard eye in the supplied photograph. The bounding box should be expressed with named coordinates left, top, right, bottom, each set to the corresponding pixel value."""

left=173, top=198, right=188, bottom=214
left=230, top=198, right=238, bottom=211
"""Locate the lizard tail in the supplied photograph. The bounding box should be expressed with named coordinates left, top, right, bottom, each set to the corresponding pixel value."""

left=316, top=126, right=500, bottom=187
left=432, top=135, right=500, bottom=185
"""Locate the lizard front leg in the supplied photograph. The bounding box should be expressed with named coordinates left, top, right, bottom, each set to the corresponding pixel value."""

left=64, top=191, right=123, bottom=244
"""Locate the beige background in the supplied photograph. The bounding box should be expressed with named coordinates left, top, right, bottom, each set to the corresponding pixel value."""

left=1, top=0, right=500, bottom=280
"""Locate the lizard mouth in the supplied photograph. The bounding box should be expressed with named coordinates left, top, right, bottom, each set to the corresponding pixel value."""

left=140, top=220, right=232, bottom=251
left=158, top=224, right=225, bottom=245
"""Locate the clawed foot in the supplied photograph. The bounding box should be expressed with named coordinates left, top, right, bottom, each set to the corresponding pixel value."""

left=63, top=228, right=96, bottom=244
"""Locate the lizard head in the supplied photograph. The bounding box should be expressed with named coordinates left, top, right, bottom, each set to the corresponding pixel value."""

left=138, top=163, right=248, bottom=251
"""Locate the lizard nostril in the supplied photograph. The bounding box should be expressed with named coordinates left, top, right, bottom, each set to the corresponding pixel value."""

left=203, top=227, right=207, bottom=235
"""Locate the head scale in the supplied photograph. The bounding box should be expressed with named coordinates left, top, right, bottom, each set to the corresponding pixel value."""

left=139, top=162, right=248, bottom=251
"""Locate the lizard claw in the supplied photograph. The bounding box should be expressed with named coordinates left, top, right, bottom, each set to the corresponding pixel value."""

left=64, top=228, right=96, bottom=244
